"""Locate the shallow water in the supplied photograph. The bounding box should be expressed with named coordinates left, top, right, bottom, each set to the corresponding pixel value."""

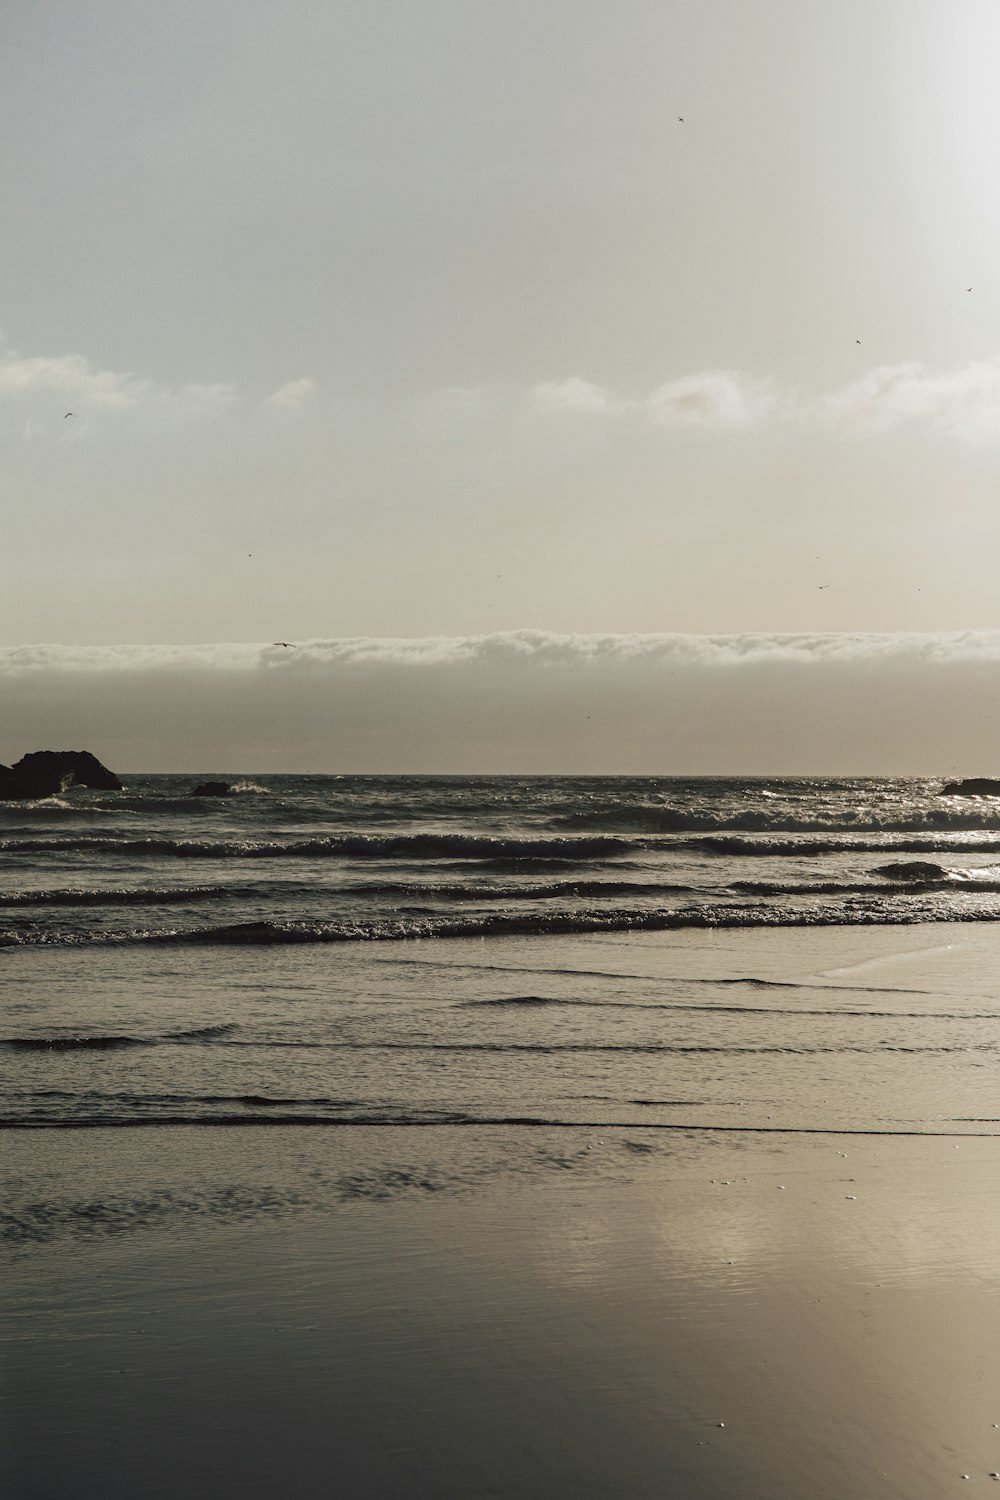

left=5, top=775, right=1000, bottom=1131
left=3, top=923, right=1000, bottom=1134
left=8, top=778, right=1000, bottom=1495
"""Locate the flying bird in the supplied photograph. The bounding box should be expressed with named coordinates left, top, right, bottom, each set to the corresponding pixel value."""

left=274, top=642, right=295, bottom=648
left=64, top=412, right=74, bottom=418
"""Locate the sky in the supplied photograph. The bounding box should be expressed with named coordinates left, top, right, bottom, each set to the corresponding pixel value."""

left=5, top=632, right=1000, bottom=774
left=4, top=0, right=1000, bottom=769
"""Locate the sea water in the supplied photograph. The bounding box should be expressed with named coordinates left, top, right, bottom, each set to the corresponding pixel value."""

left=3, top=773, right=1000, bottom=1134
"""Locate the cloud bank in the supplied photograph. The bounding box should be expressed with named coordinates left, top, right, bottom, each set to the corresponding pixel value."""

left=3, top=631, right=999, bottom=774
left=7, top=629, right=1000, bottom=674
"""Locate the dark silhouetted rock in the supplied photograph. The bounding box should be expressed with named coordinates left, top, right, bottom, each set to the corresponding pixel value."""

left=0, top=750, right=122, bottom=800
left=940, top=777, right=1000, bottom=796
left=191, top=781, right=231, bottom=797
left=875, top=860, right=946, bottom=882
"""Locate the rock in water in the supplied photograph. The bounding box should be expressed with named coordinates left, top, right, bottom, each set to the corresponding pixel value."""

left=191, top=781, right=231, bottom=797
left=874, top=860, right=946, bottom=882
left=0, top=750, right=123, bottom=800
left=940, top=777, right=1000, bottom=796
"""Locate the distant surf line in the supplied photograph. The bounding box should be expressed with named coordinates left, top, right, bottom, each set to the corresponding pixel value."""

left=4, top=1116, right=999, bottom=1137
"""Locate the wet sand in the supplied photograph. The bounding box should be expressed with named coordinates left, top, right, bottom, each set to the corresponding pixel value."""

left=6, top=1121, right=1000, bottom=1498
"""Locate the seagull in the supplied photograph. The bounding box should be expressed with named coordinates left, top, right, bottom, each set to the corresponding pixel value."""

left=274, top=642, right=295, bottom=648
left=855, top=339, right=861, bottom=345
left=678, top=116, right=684, bottom=122
left=64, top=412, right=74, bottom=418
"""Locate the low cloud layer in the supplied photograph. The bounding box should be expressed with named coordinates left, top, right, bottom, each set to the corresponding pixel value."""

left=3, top=631, right=1000, bottom=774
left=8, top=629, right=1000, bottom=673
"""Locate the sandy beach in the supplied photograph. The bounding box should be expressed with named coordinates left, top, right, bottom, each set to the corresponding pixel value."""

left=10, top=0, right=1000, bottom=1482
left=8, top=788, right=1000, bottom=1498
left=7, top=1111, right=1000, bottom=1497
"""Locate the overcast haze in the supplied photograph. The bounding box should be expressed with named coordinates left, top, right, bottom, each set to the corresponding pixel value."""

left=4, top=1, right=1000, bottom=768
left=3, top=633, right=999, bottom=775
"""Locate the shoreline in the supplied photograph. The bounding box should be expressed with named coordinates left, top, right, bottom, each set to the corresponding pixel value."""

left=8, top=917, right=1000, bottom=1495
left=6, top=1119, right=1000, bottom=1135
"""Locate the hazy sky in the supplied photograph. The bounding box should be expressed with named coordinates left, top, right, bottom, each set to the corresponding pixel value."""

left=5, top=2, right=1000, bottom=768
left=4, top=633, right=1000, bottom=775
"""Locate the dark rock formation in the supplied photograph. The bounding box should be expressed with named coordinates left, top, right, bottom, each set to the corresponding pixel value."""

left=191, top=781, right=231, bottom=797
left=939, top=777, right=1000, bottom=796
left=875, top=860, right=946, bottom=882
left=0, top=750, right=122, bottom=800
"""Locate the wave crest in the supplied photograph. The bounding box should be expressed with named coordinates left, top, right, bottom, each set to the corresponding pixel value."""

left=0, top=832, right=632, bottom=862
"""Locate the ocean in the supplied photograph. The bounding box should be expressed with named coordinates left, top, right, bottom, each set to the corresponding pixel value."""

left=4, top=773, right=1000, bottom=1134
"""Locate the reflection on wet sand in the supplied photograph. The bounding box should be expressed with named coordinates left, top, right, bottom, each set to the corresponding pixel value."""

left=5, top=1126, right=1000, bottom=1498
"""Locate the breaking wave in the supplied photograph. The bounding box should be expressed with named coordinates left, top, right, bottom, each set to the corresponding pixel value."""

left=0, top=884, right=234, bottom=907
left=13, top=828, right=1000, bottom=864
left=0, top=832, right=632, bottom=861
left=548, top=805, right=1000, bottom=835
left=687, top=834, right=1000, bottom=857
left=3, top=897, right=1000, bottom=947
